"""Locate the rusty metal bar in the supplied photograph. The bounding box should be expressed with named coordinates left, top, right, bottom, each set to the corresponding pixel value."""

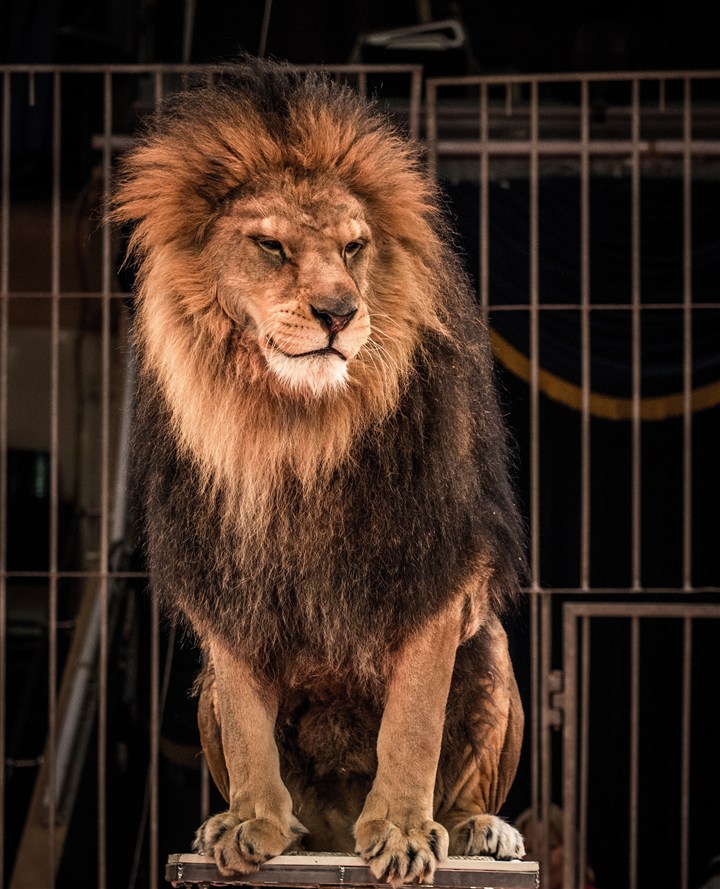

left=528, top=84, right=544, bottom=866
left=564, top=603, right=719, bottom=620
left=680, top=618, right=692, bottom=889
left=0, top=68, right=10, bottom=889
left=425, top=80, right=438, bottom=174
left=7, top=575, right=712, bottom=595
left=98, top=68, right=113, bottom=889
left=629, top=617, right=640, bottom=889
left=529, top=81, right=540, bottom=594
left=6, top=293, right=720, bottom=312
left=147, top=67, right=165, bottom=889
left=529, top=589, right=540, bottom=875
left=427, top=68, right=720, bottom=87
left=578, top=616, right=590, bottom=889
left=562, top=604, right=578, bottom=889
left=1, top=62, right=426, bottom=76
left=580, top=80, right=591, bottom=592
left=431, top=138, right=720, bottom=157
left=630, top=80, right=642, bottom=592
left=540, top=594, right=553, bottom=887
left=408, top=67, right=422, bottom=144
left=479, top=83, right=489, bottom=315
left=682, top=78, right=693, bottom=592
left=47, top=69, right=62, bottom=879
left=504, top=82, right=513, bottom=116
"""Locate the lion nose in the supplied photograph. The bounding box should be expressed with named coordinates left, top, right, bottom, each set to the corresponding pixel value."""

left=310, top=301, right=358, bottom=335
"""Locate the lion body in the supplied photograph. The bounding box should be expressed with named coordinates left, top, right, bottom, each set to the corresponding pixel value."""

left=114, top=58, right=526, bottom=879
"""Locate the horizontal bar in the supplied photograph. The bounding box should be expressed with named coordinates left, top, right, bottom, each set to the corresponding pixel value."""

left=3, top=294, right=719, bottom=312
left=2, top=573, right=718, bottom=597
left=2, top=571, right=148, bottom=579
left=564, top=603, right=720, bottom=619
left=0, top=63, right=423, bottom=75
left=437, top=138, right=720, bottom=156
left=428, top=69, right=720, bottom=86
left=165, top=854, right=540, bottom=889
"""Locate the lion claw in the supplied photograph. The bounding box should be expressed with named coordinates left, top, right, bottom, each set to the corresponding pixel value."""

left=193, top=811, right=307, bottom=875
left=449, top=814, right=525, bottom=860
left=356, top=819, right=449, bottom=885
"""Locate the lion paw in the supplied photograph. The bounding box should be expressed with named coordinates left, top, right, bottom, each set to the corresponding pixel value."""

left=355, top=818, right=449, bottom=885
left=449, top=814, right=525, bottom=860
left=192, top=811, right=307, bottom=875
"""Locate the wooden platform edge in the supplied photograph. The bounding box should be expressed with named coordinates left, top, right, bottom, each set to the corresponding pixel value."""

left=165, top=852, right=540, bottom=889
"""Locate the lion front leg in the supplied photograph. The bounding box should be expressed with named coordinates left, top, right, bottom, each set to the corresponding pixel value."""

left=353, top=599, right=464, bottom=886
left=193, top=642, right=307, bottom=876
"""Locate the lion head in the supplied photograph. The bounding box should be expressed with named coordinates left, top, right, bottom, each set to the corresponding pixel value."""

left=208, top=178, right=373, bottom=397
left=111, top=60, right=452, bottom=514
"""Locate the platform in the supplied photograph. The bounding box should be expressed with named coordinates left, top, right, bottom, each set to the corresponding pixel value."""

left=165, top=852, right=539, bottom=888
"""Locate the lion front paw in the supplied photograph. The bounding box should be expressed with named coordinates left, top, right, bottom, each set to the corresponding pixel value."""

left=193, top=811, right=307, bottom=875
left=449, top=814, right=525, bottom=860
left=355, top=818, right=449, bottom=886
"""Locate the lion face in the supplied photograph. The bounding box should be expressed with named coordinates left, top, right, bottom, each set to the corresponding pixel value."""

left=210, top=182, right=373, bottom=397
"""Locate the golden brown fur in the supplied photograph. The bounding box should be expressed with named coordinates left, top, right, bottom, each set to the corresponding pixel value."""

left=112, top=57, right=526, bottom=884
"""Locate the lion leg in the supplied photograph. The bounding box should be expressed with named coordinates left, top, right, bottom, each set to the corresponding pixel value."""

left=434, top=614, right=525, bottom=860
left=196, top=659, right=229, bottom=801
left=192, top=641, right=307, bottom=875
left=353, top=597, right=464, bottom=886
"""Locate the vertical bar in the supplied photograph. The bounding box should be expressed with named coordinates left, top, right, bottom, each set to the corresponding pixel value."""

left=629, top=616, right=640, bottom=889
left=425, top=80, right=438, bottom=175
left=562, top=607, right=578, bottom=889
left=529, top=79, right=540, bottom=594
left=580, top=79, right=591, bottom=592
left=479, top=82, right=489, bottom=315
left=408, top=68, right=422, bottom=143
left=149, top=68, right=164, bottom=889
left=529, top=587, right=540, bottom=856
left=47, top=69, right=62, bottom=880
left=357, top=71, right=367, bottom=99
left=528, top=77, right=552, bottom=886
left=630, top=80, right=642, bottom=592
left=681, top=77, right=693, bottom=592
left=680, top=618, right=692, bottom=889
left=527, top=75, right=541, bottom=875
left=540, top=593, right=552, bottom=885
left=578, top=616, right=590, bottom=889
left=98, top=68, right=113, bottom=889
left=0, top=69, right=11, bottom=889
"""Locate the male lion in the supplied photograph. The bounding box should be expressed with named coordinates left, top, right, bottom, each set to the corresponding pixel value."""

left=112, top=57, right=526, bottom=885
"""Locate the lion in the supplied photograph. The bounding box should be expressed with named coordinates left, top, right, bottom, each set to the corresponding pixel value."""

left=112, top=57, right=527, bottom=885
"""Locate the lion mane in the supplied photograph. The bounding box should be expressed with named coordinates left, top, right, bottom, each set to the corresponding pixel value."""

left=112, top=57, right=526, bottom=876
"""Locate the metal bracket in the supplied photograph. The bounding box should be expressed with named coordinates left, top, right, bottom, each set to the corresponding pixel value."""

left=547, top=669, right=565, bottom=729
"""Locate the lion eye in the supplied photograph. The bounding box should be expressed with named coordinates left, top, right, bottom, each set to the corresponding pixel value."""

left=344, top=241, right=364, bottom=259
left=255, top=238, right=285, bottom=259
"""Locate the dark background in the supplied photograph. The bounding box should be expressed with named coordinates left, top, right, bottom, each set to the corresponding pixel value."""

left=1, top=0, right=716, bottom=72
left=2, top=3, right=718, bottom=889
